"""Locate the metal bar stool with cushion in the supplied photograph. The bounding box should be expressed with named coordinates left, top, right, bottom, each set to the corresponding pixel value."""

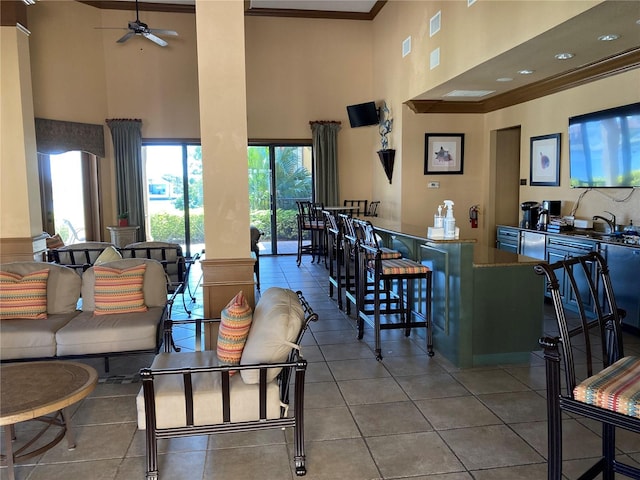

left=296, top=201, right=325, bottom=266
left=324, top=210, right=344, bottom=309
left=536, top=251, right=640, bottom=480
left=357, top=242, right=433, bottom=361
left=343, top=199, right=367, bottom=217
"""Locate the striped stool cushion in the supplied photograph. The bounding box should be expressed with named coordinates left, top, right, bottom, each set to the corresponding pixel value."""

left=573, top=356, right=640, bottom=417
left=366, top=247, right=402, bottom=260
left=380, top=258, right=430, bottom=276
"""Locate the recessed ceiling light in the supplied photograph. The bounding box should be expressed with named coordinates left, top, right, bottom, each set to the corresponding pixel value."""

left=444, top=90, right=495, bottom=98
left=518, top=69, right=534, bottom=75
left=555, top=53, right=574, bottom=60
left=496, top=77, right=513, bottom=82
left=598, top=34, right=620, bottom=41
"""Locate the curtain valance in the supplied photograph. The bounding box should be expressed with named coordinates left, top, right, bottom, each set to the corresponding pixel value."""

left=35, top=118, right=105, bottom=157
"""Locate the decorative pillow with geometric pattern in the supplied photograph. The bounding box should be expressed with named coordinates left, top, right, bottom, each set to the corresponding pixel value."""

left=0, top=268, right=50, bottom=319
left=217, top=291, right=253, bottom=373
left=94, top=263, right=147, bottom=316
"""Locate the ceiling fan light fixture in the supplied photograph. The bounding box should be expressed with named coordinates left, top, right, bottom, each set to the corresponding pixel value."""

left=555, top=52, right=574, bottom=60
left=597, top=34, right=620, bottom=41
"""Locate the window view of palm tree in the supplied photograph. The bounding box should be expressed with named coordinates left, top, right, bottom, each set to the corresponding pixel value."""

left=248, top=144, right=313, bottom=254
left=142, top=144, right=203, bottom=257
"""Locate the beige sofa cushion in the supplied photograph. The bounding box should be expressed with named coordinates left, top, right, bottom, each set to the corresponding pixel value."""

left=0, top=262, right=81, bottom=314
left=136, top=351, right=281, bottom=430
left=0, top=314, right=78, bottom=360
left=81, top=259, right=168, bottom=310
left=55, top=307, right=163, bottom=356
left=240, top=287, right=305, bottom=384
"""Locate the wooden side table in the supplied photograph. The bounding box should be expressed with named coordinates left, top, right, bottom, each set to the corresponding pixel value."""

left=0, top=361, right=98, bottom=480
left=107, top=225, right=140, bottom=248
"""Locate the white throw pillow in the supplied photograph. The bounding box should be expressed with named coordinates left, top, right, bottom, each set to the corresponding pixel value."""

left=94, top=246, right=122, bottom=265
left=240, top=287, right=304, bottom=384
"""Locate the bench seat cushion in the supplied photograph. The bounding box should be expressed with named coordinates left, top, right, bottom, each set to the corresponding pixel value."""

left=574, top=356, right=640, bottom=418
left=0, top=314, right=78, bottom=360
left=55, top=307, right=163, bottom=356
left=136, top=351, right=281, bottom=430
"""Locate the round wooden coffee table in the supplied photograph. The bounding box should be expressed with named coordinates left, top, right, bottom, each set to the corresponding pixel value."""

left=0, top=361, right=98, bottom=480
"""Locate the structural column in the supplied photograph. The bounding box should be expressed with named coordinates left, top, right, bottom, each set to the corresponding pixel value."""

left=195, top=0, right=255, bottom=338
left=0, top=3, right=46, bottom=262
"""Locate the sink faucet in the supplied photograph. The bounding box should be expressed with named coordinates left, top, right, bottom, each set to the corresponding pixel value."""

left=593, top=211, right=616, bottom=233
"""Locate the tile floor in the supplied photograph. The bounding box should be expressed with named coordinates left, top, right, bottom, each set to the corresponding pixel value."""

left=3, top=254, right=640, bottom=480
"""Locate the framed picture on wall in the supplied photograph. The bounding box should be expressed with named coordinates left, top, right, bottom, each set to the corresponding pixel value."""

left=530, top=133, right=560, bottom=186
left=424, top=133, right=465, bottom=174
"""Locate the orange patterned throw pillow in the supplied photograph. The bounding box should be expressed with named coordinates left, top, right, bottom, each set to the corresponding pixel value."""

left=217, top=291, right=253, bottom=373
left=94, top=264, right=148, bottom=315
left=0, top=268, right=50, bottom=319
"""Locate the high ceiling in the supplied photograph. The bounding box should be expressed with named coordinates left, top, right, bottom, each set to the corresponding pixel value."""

left=79, top=0, right=640, bottom=112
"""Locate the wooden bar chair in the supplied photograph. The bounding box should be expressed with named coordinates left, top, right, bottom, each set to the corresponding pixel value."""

left=536, top=251, right=640, bottom=480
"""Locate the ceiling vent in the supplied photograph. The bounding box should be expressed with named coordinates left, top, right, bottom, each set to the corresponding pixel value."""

left=443, top=90, right=495, bottom=98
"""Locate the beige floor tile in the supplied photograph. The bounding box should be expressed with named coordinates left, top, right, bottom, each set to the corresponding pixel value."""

left=395, top=373, right=469, bottom=400
left=298, top=406, right=361, bottom=441
left=477, top=390, right=548, bottom=423
left=117, top=451, right=206, bottom=480
left=127, top=429, right=209, bottom=457
left=71, top=395, right=137, bottom=426
left=301, top=438, right=380, bottom=480
left=367, top=431, right=465, bottom=477
left=320, top=342, right=374, bottom=361
left=328, top=358, right=390, bottom=381
left=27, top=458, right=121, bottom=480
left=350, top=401, right=432, bottom=437
left=203, top=443, right=294, bottom=480
left=439, top=424, right=543, bottom=470
left=338, top=377, right=408, bottom=405
left=415, top=395, right=501, bottom=430
left=380, top=354, right=446, bottom=376
left=469, top=462, right=548, bottom=479
left=304, top=381, right=346, bottom=409
left=452, top=369, right=530, bottom=395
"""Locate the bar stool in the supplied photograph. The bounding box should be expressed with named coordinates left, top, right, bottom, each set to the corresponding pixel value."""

left=296, top=201, right=325, bottom=266
left=324, top=210, right=344, bottom=309
left=356, top=240, right=434, bottom=361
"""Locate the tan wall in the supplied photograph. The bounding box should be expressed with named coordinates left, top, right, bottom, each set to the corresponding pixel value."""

left=245, top=16, right=375, bottom=202
left=488, top=70, right=640, bottom=227
left=27, top=1, right=200, bottom=237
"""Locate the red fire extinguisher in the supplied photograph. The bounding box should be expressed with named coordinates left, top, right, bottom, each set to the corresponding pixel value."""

left=469, top=205, right=479, bottom=228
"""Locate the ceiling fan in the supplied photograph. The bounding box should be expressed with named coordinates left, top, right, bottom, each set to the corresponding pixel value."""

left=105, top=0, right=178, bottom=47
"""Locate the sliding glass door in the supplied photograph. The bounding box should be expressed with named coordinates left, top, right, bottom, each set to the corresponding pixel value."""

left=142, top=143, right=203, bottom=257
left=248, top=144, right=313, bottom=255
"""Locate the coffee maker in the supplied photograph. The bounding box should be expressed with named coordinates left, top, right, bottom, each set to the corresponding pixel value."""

left=520, top=201, right=540, bottom=229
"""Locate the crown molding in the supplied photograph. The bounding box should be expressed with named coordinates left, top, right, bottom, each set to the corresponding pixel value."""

left=406, top=47, right=640, bottom=115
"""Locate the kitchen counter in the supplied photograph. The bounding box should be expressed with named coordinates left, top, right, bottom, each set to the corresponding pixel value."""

left=369, top=219, right=544, bottom=368
left=498, top=224, right=640, bottom=248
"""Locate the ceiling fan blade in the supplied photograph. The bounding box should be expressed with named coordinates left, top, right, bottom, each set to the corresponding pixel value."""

left=117, top=31, right=135, bottom=43
left=143, top=32, right=168, bottom=47
left=148, top=29, right=178, bottom=36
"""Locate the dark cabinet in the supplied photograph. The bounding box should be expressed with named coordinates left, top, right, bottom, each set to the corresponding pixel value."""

left=600, top=243, right=640, bottom=330
left=545, top=235, right=597, bottom=311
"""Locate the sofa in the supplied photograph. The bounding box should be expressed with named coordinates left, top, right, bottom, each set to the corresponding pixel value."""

left=137, top=287, right=318, bottom=479
left=0, top=259, right=168, bottom=370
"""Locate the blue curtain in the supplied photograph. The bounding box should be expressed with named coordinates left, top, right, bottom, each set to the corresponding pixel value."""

left=106, top=119, right=145, bottom=241
left=310, top=121, right=341, bottom=205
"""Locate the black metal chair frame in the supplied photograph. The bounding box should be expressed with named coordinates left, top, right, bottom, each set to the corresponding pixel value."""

left=324, top=210, right=345, bottom=309
left=140, top=291, right=318, bottom=479
left=48, top=245, right=114, bottom=274
left=296, top=201, right=325, bottom=266
left=357, top=242, right=434, bottom=360
left=364, top=200, right=380, bottom=217
left=536, top=251, right=640, bottom=480
left=343, top=199, right=368, bottom=216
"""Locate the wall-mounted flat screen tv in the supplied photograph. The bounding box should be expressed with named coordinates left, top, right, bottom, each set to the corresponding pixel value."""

left=569, top=102, right=640, bottom=188
left=347, top=101, right=379, bottom=128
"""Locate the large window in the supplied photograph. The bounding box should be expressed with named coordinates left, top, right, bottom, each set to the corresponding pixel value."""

left=142, top=143, right=203, bottom=257
left=39, top=151, right=101, bottom=244
left=248, top=143, right=313, bottom=255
